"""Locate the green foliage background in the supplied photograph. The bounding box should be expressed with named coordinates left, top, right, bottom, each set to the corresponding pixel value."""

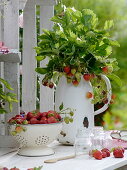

left=60, top=0, right=127, bottom=129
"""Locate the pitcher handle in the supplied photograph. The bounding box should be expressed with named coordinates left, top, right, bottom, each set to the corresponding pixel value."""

left=94, top=74, right=112, bottom=116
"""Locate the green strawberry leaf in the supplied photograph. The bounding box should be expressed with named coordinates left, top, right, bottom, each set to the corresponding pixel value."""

left=59, top=102, right=64, bottom=111
left=107, top=74, right=122, bottom=87
left=35, top=68, right=48, bottom=74
left=35, top=56, right=46, bottom=61
left=104, top=20, right=114, bottom=30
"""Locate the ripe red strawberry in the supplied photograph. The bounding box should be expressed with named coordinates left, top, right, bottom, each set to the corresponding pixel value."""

left=35, top=112, right=43, bottom=120
left=56, top=113, right=62, bottom=121
left=72, top=80, right=79, bottom=86
left=10, top=168, right=20, bottom=170
left=27, top=111, right=41, bottom=120
left=102, top=66, right=108, bottom=73
left=93, top=150, right=102, bottom=160
left=15, top=118, right=25, bottom=124
left=102, top=151, right=107, bottom=158
left=40, top=117, right=48, bottom=124
left=63, top=66, right=71, bottom=74
left=15, top=115, right=22, bottom=118
left=101, top=148, right=110, bottom=153
left=48, top=82, right=54, bottom=88
left=67, top=72, right=74, bottom=77
left=41, top=112, right=48, bottom=117
left=27, top=112, right=34, bottom=120
left=47, top=110, right=57, bottom=118
left=102, top=66, right=113, bottom=74
left=86, top=92, right=93, bottom=98
left=47, top=116, right=57, bottom=123
left=113, top=148, right=124, bottom=158
left=30, top=118, right=39, bottom=124
left=2, top=167, right=9, bottom=170
left=117, top=147, right=125, bottom=153
left=42, top=80, right=48, bottom=86
left=83, top=74, right=91, bottom=81
left=101, top=148, right=110, bottom=157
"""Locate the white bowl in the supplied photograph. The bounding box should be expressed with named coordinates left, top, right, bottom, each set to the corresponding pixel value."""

left=9, top=123, right=62, bottom=156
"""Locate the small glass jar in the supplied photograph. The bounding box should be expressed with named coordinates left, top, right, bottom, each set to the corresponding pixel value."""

left=103, top=130, right=113, bottom=149
left=92, top=126, right=105, bottom=150
left=74, top=128, right=92, bottom=155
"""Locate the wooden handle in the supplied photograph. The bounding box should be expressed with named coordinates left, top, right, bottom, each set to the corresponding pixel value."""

left=58, top=155, right=75, bottom=161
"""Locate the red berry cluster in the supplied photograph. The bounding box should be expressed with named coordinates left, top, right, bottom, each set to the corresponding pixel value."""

left=8, top=110, right=62, bottom=125
left=42, top=80, right=54, bottom=88
left=92, top=147, right=125, bottom=160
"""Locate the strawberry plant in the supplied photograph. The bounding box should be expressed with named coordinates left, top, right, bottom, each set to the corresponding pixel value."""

left=0, top=78, right=18, bottom=114
left=35, top=5, right=121, bottom=104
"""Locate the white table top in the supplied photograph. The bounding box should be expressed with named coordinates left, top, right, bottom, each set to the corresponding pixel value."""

left=0, top=142, right=127, bottom=170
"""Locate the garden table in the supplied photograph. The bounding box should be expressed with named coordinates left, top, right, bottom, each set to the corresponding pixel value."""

left=0, top=141, right=127, bottom=170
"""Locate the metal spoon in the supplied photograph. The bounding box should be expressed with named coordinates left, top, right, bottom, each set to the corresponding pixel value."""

left=44, top=154, right=76, bottom=163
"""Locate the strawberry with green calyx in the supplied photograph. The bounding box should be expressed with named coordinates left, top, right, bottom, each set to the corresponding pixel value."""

left=30, top=118, right=39, bottom=124
left=10, top=168, right=20, bottom=170
left=83, top=73, right=91, bottom=81
left=113, top=148, right=124, bottom=158
left=42, top=79, right=49, bottom=87
left=72, top=79, right=79, bottom=86
left=63, top=66, right=71, bottom=74
left=47, top=116, right=58, bottom=123
left=39, top=117, right=48, bottom=124
left=93, top=150, right=103, bottom=160
left=102, top=65, right=113, bottom=74
left=89, top=149, right=97, bottom=157
left=67, top=72, right=74, bottom=77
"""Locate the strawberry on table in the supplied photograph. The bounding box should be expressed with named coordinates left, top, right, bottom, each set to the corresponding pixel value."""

left=102, top=151, right=107, bottom=158
left=101, top=148, right=110, bottom=157
left=113, top=148, right=124, bottom=158
left=93, top=150, right=103, bottom=160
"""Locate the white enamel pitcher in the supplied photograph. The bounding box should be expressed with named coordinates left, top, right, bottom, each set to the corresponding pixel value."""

left=55, top=75, right=111, bottom=145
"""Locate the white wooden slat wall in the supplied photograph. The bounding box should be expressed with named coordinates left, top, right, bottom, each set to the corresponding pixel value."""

left=0, top=0, right=55, bottom=138
left=39, top=5, right=54, bottom=112
left=22, top=0, right=37, bottom=112
left=22, top=0, right=55, bottom=113
left=0, top=0, right=20, bottom=135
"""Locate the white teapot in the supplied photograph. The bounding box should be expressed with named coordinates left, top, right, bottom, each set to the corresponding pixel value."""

left=55, top=75, right=111, bottom=145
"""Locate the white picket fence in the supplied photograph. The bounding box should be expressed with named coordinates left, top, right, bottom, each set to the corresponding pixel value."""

left=0, top=0, right=55, bottom=139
